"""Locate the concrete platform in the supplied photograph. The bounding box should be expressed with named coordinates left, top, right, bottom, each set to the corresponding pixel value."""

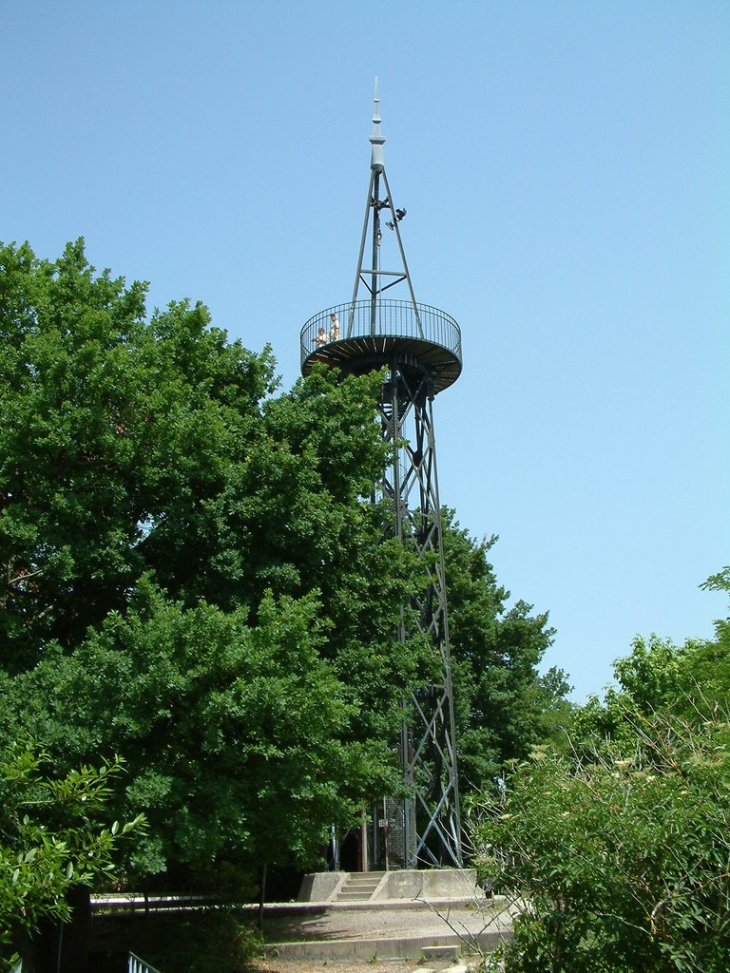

left=264, top=872, right=513, bottom=964
left=298, top=869, right=484, bottom=905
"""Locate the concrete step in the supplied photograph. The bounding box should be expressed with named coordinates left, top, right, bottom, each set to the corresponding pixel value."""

left=265, top=929, right=507, bottom=964
left=337, top=885, right=377, bottom=899
left=334, top=871, right=386, bottom=903
left=421, top=944, right=461, bottom=962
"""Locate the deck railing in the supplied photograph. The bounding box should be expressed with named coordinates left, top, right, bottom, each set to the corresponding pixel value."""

left=301, top=300, right=462, bottom=368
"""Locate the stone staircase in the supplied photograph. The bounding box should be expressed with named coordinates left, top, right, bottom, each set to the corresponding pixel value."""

left=334, top=870, right=386, bottom=902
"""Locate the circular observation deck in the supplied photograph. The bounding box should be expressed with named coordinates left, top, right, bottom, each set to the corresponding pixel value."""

left=300, top=300, right=462, bottom=394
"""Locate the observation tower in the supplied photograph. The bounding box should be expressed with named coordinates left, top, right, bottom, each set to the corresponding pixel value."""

left=300, top=83, right=463, bottom=868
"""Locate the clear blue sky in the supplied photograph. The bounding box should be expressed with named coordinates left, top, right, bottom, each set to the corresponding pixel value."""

left=2, top=1, right=728, bottom=701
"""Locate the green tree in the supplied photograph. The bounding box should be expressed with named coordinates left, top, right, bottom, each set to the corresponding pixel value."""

left=0, top=237, right=572, bottom=927
left=6, top=582, right=407, bottom=883
left=0, top=239, right=276, bottom=672
left=0, top=238, right=430, bottom=889
left=472, top=572, right=730, bottom=973
left=474, top=715, right=730, bottom=973
left=442, top=512, right=570, bottom=792
left=0, top=742, right=141, bottom=967
left=572, top=596, right=730, bottom=750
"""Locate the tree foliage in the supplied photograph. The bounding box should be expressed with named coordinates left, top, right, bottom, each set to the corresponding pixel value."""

left=0, top=239, right=401, bottom=673
left=442, top=512, right=571, bottom=792
left=0, top=239, right=430, bottom=891
left=6, top=583, right=404, bottom=880
left=472, top=572, right=730, bottom=973
left=0, top=237, right=570, bottom=930
left=0, top=743, right=141, bottom=962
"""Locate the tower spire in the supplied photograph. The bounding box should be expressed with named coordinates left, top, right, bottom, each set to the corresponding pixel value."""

left=370, top=77, right=385, bottom=172
left=349, top=81, right=421, bottom=337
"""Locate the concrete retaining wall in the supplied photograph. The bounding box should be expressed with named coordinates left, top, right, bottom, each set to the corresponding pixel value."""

left=298, top=868, right=483, bottom=903
left=373, top=868, right=481, bottom=901
left=266, top=929, right=510, bottom=963
left=297, top=871, right=343, bottom=902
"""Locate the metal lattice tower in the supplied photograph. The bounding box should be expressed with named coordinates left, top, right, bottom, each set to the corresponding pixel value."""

left=300, top=81, right=463, bottom=868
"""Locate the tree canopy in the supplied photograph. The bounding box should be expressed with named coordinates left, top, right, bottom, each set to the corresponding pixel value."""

left=0, top=238, right=570, bottom=956
left=473, top=571, right=730, bottom=973
left=442, top=512, right=570, bottom=793
left=0, top=743, right=141, bottom=964
left=0, top=238, right=435, bottom=891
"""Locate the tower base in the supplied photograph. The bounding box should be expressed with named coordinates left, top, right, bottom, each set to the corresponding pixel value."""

left=297, top=868, right=484, bottom=904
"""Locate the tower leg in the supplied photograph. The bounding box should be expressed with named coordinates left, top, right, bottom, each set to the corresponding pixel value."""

left=380, top=364, right=461, bottom=867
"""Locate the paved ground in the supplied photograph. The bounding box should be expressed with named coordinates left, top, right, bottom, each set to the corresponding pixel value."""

left=259, top=897, right=513, bottom=968
left=263, top=901, right=510, bottom=942
left=258, top=961, right=459, bottom=973
left=259, top=962, right=448, bottom=973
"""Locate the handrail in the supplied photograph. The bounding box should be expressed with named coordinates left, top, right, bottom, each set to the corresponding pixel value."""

left=300, top=300, right=462, bottom=370
left=129, top=953, right=165, bottom=973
